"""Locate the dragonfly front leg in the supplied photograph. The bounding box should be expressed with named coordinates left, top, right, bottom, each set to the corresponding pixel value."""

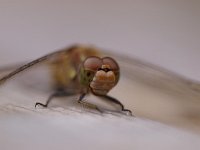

left=78, top=93, right=103, bottom=113
left=101, top=95, right=133, bottom=116
left=35, top=90, right=72, bottom=108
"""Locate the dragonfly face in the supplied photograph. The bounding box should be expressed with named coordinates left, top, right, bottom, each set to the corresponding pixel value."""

left=80, top=56, right=120, bottom=95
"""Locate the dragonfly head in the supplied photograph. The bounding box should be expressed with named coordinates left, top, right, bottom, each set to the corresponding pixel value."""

left=80, top=56, right=120, bottom=95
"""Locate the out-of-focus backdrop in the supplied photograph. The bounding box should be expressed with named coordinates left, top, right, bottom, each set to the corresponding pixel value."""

left=0, top=1, right=200, bottom=150
left=0, top=0, right=200, bottom=81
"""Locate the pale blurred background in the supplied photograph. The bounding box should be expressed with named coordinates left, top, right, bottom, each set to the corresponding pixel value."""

left=0, top=1, right=200, bottom=150
left=0, top=0, right=200, bottom=82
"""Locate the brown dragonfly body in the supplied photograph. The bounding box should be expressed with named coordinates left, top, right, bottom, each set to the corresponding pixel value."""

left=0, top=45, right=132, bottom=115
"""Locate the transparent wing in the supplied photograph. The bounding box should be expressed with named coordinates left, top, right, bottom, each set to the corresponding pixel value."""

left=0, top=46, right=76, bottom=85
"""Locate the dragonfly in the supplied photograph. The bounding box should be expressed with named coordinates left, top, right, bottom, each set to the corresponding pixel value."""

left=0, top=45, right=132, bottom=115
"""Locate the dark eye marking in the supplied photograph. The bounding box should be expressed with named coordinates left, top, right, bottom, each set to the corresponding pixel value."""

left=87, top=72, right=91, bottom=77
left=98, top=68, right=111, bottom=72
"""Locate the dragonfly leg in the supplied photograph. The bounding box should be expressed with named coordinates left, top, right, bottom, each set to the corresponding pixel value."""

left=35, top=90, right=72, bottom=108
left=102, top=95, right=133, bottom=116
left=78, top=93, right=103, bottom=113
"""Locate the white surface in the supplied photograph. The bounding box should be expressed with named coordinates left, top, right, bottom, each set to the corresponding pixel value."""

left=1, top=113, right=200, bottom=150
left=0, top=0, right=200, bottom=81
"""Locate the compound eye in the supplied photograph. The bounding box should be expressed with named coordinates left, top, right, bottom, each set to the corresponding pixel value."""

left=83, top=56, right=102, bottom=71
left=102, top=57, right=119, bottom=71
